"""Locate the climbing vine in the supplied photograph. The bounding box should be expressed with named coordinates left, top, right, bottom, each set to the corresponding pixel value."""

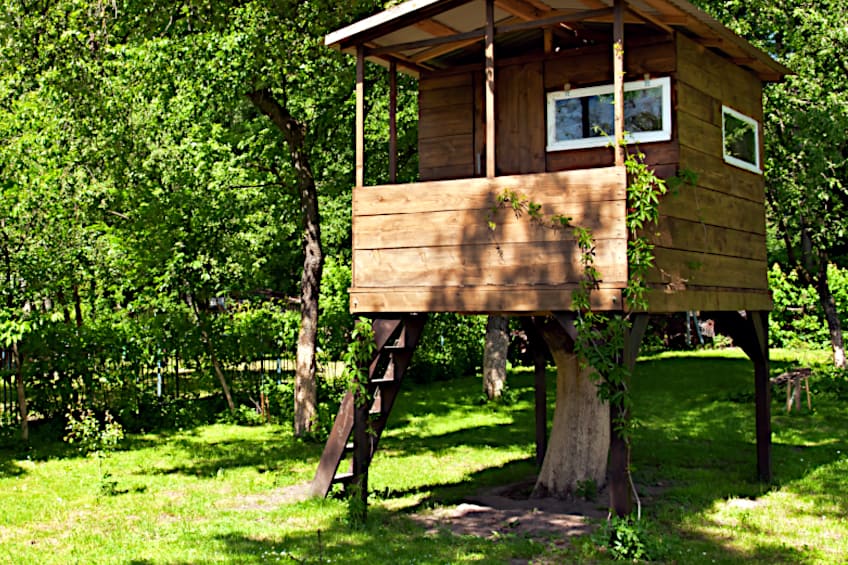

left=343, top=317, right=376, bottom=407
left=489, top=143, right=696, bottom=517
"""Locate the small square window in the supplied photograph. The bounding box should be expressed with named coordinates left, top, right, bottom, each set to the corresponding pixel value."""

left=722, top=106, right=761, bottom=174
left=546, top=77, right=672, bottom=152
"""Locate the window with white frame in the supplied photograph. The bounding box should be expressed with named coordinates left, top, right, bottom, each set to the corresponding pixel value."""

left=546, top=77, right=672, bottom=152
left=722, top=105, right=761, bottom=174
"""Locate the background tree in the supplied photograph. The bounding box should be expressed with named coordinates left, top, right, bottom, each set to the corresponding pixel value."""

left=695, top=0, right=848, bottom=366
left=483, top=315, right=509, bottom=400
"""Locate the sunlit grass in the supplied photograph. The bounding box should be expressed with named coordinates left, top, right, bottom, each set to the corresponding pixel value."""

left=1, top=348, right=846, bottom=563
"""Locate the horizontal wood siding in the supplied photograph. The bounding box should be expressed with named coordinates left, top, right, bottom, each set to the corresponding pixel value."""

left=645, top=33, right=769, bottom=309
left=544, top=38, right=678, bottom=172
left=418, top=73, right=475, bottom=180
left=496, top=62, right=546, bottom=175
left=351, top=168, right=627, bottom=314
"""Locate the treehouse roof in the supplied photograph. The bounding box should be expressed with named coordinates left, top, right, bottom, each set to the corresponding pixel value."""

left=325, top=0, right=790, bottom=81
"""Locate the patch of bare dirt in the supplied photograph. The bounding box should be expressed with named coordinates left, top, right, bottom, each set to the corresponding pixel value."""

left=409, top=479, right=609, bottom=542
left=224, top=482, right=312, bottom=511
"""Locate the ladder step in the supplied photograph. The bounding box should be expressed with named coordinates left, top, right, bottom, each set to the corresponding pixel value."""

left=383, top=344, right=410, bottom=351
left=368, top=378, right=397, bottom=386
left=332, top=472, right=354, bottom=485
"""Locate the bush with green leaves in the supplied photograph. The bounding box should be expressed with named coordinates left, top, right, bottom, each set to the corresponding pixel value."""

left=768, top=263, right=848, bottom=349
left=591, top=514, right=671, bottom=561
left=406, top=314, right=486, bottom=382
left=64, top=406, right=125, bottom=456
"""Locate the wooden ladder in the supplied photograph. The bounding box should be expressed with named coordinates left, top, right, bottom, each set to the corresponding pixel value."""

left=310, top=314, right=427, bottom=498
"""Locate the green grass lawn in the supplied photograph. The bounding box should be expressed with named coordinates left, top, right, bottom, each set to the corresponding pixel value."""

left=1, top=348, right=846, bottom=563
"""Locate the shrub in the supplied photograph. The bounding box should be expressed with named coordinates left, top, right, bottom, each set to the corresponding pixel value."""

left=406, top=313, right=486, bottom=382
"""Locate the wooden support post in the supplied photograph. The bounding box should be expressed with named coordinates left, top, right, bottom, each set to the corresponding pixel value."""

left=543, top=28, right=553, bottom=54
left=750, top=310, right=772, bottom=483
left=355, top=45, right=365, bottom=188
left=485, top=0, right=496, bottom=178
left=613, top=0, right=625, bottom=166
left=352, top=348, right=370, bottom=518
left=609, top=313, right=649, bottom=517
left=709, top=310, right=772, bottom=483
left=388, top=60, right=398, bottom=183
left=521, top=318, right=549, bottom=469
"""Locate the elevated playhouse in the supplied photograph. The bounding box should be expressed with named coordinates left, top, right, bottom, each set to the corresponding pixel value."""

left=311, top=0, right=789, bottom=511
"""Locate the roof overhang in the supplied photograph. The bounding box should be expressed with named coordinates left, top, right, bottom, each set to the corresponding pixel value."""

left=325, top=0, right=790, bottom=81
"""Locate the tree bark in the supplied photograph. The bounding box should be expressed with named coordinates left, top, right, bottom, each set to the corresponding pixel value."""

left=12, top=341, right=27, bottom=442
left=816, top=262, right=845, bottom=368
left=247, top=88, right=322, bottom=436
left=533, top=319, right=608, bottom=498
left=189, top=299, right=235, bottom=412
left=483, top=315, right=509, bottom=400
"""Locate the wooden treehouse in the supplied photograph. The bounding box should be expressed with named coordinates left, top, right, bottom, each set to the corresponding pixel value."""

left=311, top=0, right=789, bottom=512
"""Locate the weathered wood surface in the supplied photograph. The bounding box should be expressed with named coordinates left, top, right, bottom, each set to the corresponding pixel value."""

left=418, top=35, right=676, bottom=180
left=353, top=169, right=627, bottom=287
left=351, top=168, right=627, bottom=314
left=645, top=31, right=769, bottom=308
left=496, top=62, right=546, bottom=174
left=350, top=285, right=623, bottom=314
left=356, top=167, right=626, bottom=215
left=419, top=72, right=474, bottom=180
left=642, top=288, right=772, bottom=312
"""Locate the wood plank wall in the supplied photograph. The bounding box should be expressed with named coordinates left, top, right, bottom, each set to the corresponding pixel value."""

left=407, top=32, right=771, bottom=314
left=350, top=168, right=627, bottom=313
left=418, top=36, right=678, bottom=179
left=645, top=34, right=770, bottom=312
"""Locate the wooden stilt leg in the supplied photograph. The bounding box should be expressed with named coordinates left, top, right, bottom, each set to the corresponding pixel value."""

left=521, top=318, right=549, bottom=469
left=609, top=314, right=649, bottom=517
left=711, top=310, right=771, bottom=483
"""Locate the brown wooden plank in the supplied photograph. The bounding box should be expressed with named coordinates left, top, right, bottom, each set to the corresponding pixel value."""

left=543, top=39, right=675, bottom=90
left=648, top=247, right=768, bottom=290
left=679, top=146, right=765, bottom=203
left=645, top=216, right=766, bottom=261
left=496, top=62, right=546, bottom=174
left=419, top=134, right=474, bottom=168
left=350, top=286, right=624, bottom=314
left=353, top=239, right=628, bottom=288
left=311, top=392, right=355, bottom=497
left=357, top=200, right=626, bottom=249
left=485, top=0, right=496, bottom=179
left=356, top=46, right=365, bottom=189
left=547, top=141, right=679, bottom=171
left=419, top=72, right=473, bottom=91
left=419, top=163, right=476, bottom=181
left=676, top=81, right=719, bottom=126
left=389, top=61, right=398, bottom=183
left=355, top=168, right=626, bottom=216
left=613, top=0, right=625, bottom=167
left=659, top=185, right=766, bottom=235
left=676, top=34, right=762, bottom=120
left=418, top=105, right=474, bottom=139
left=419, top=85, right=473, bottom=110
left=677, top=110, right=722, bottom=157
left=641, top=287, right=773, bottom=312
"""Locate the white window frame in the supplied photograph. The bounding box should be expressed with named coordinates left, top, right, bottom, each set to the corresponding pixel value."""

left=546, top=77, right=672, bottom=152
left=722, top=105, right=762, bottom=174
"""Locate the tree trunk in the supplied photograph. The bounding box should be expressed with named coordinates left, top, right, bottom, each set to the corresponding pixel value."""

left=190, top=300, right=235, bottom=412
left=816, top=262, right=845, bottom=368
left=12, top=341, right=27, bottom=443
left=247, top=88, right=323, bottom=437
left=533, top=320, right=608, bottom=498
left=483, top=315, right=509, bottom=400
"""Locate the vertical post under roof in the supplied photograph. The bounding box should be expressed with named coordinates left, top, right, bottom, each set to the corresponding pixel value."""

left=389, top=61, right=398, bottom=183
left=613, top=0, right=625, bottom=166
left=356, top=45, right=365, bottom=188
left=485, top=0, right=496, bottom=178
